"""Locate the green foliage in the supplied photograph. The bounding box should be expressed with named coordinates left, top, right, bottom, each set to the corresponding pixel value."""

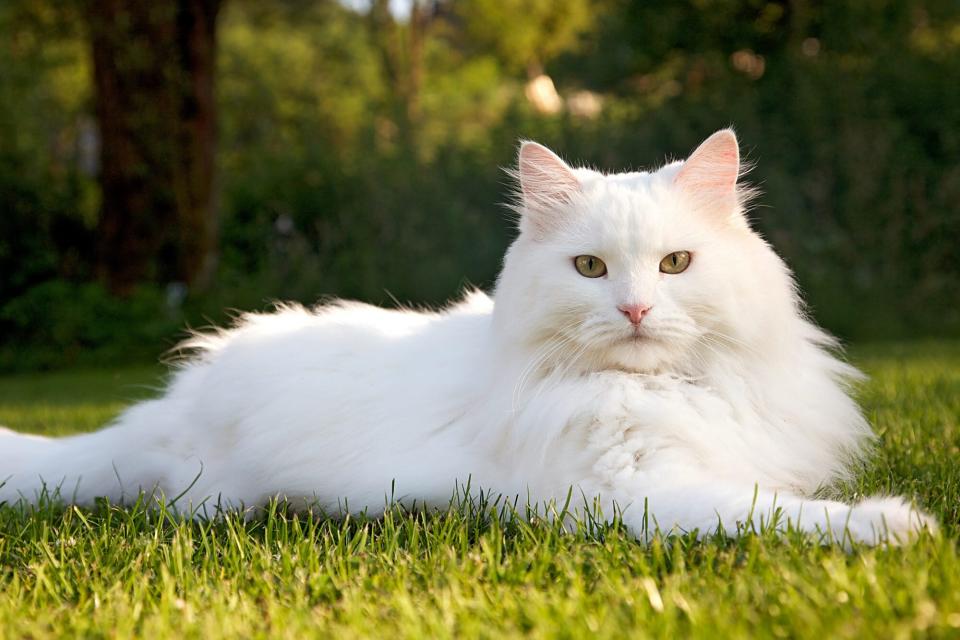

left=0, top=1, right=96, bottom=303
left=0, top=281, right=183, bottom=371
left=0, top=342, right=959, bottom=636
left=455, top=0, right=597, bottom=74
left=217, top=1, right=385, bottom=158
left=1, top=0, right=958, bottom=370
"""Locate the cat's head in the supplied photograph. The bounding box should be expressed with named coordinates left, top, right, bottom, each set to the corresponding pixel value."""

left=494, top=129, right=801, bottom=374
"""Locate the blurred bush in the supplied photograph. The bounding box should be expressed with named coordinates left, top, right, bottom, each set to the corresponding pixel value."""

left=0, top=281, right=181, bottom=370
left=0, top=0, right=958, bottom=371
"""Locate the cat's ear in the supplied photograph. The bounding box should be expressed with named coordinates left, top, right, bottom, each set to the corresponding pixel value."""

left=674, top=129, right=741, bottom=216
left=516, top=141, right=581, bottom=235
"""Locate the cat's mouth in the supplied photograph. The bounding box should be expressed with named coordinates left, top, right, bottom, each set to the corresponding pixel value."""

left=620, top=323, right=677, bottom=348
left=624, top=327, right=654, bottom=343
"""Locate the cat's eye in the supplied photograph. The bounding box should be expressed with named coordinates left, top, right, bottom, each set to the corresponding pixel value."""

left=659, top=251, right=691, bottom=274
left=574, top=255, right=607, bottom=278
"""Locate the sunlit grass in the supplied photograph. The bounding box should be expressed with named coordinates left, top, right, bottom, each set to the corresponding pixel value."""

left=0, top=366, right=163, bottom=436
left=0, top=343, right=958, bottom=638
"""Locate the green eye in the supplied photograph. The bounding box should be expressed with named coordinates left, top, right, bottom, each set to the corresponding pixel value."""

left=659, top=251, right=691, bottom=274
left=574, top=255, right=607, bottom=278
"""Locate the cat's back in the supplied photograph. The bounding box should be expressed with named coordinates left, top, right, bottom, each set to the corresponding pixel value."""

left=167, top=290, right=495, bottom=419
left=185, top=290, right=489, bottom=356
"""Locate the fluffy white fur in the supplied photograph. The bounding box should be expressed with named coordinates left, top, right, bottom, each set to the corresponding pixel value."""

left=0, top=130, right=936, bottom=545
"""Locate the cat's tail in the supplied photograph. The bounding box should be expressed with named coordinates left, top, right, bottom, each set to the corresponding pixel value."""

left=0, top=426, right=68, bottom=503
left=1, top=406, right=208, bottom=509
left=0, top=426, right=57, bottom=475
left=0, top=422, right=177, bottom=507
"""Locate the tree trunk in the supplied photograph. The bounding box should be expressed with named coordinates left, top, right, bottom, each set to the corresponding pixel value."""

left=368, top=0, right=433, bottom=149
left=86, top=0, right=221, bottom=295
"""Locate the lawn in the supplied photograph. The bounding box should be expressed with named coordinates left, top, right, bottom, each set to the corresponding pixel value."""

left=1, top=342, right=958, bottom=638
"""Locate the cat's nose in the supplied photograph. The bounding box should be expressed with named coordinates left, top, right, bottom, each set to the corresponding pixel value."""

left=618, top=304, right=652, bottom=325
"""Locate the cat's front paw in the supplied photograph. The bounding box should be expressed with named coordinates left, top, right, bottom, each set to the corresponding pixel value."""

left=841, top=496, right=938, bottom=546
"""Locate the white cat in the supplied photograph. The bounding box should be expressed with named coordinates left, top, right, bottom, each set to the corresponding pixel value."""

left=0, top=129, right=936, bottom=545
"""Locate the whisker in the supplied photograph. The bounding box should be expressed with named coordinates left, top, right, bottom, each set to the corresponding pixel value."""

left=511, top=318, right=586, bottom=411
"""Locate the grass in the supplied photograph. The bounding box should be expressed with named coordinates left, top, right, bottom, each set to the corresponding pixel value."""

left=0, top=342, right=958, bottom=638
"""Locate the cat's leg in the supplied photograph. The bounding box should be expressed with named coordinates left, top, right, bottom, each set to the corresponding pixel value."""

left=550, top=375, right=935, bottom=546
left=620, top=483, right=936, bottom=547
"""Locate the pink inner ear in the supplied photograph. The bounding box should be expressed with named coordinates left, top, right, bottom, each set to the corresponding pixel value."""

left=519, top=142, right=580, bottom=208
left=675, top=129, right=740, bottom=197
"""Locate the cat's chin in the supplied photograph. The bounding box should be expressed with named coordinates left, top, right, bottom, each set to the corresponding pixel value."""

left=602, top=336, right=680, bottom=373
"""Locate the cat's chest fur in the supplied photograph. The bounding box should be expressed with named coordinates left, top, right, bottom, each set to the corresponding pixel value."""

left=494, top=370, right=800, bottom=498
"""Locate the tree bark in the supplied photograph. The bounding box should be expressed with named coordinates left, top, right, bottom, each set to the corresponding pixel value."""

left=86, top=0, right=221, bottom=295
left=368, top=0, right=434, bottom=148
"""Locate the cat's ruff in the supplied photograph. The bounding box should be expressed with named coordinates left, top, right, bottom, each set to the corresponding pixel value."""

left=0, top=130, right=936, bottom=545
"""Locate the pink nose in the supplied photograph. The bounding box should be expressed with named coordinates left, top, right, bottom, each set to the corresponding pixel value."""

left=618, top=303, right=652, bottom=325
